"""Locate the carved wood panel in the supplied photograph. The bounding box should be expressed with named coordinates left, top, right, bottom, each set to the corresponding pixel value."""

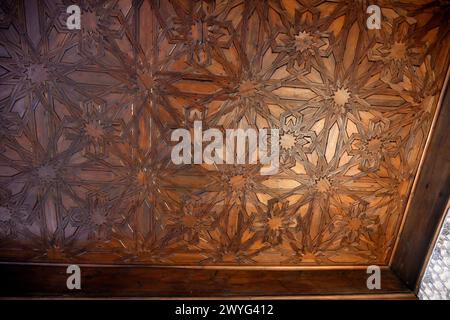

left=0, top=0, right=449, bottom=266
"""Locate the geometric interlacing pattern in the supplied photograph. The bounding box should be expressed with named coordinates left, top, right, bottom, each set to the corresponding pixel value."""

left=0, top=0, right=449, bottom=266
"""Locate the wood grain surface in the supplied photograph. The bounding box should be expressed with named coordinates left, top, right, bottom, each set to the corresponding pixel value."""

left=0, top=263, right=412, bottom=297
left=0, top=0, right=449, bottom=268
left=391, top=71, right=450, bottom=291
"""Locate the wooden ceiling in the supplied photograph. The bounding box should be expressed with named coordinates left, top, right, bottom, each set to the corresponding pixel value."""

left=0, top=0, right=449, bottom=268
